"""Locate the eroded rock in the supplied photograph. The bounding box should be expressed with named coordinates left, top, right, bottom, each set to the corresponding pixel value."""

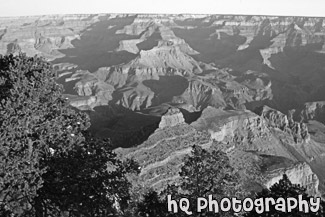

left=158, top=107, right=185, bottom=129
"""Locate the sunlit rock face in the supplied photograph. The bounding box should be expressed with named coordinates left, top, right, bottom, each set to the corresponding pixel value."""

left=0, top=14, right=98, bottom=58
left=257, top=106, right=310, bottom=144
left=189, top=106, right=324, bottom=196
left=2, top=14, right=325, bottom=112
left=265, top=162, right=320, bottom=196
left=291, top=101, right=325, bottom=124
left=158, top=107, right=185, bottom=129
left=115, top=105, right=323, bottom=196
left=2, top=14, right=325, bottom=196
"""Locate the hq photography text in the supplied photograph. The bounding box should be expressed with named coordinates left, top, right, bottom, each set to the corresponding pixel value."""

left=167, top=195, right=321, bottom=215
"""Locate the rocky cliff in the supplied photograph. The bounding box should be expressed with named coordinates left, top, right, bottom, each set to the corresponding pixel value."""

left=115, top=105, right=324, bottom=196
left=2, top=14, right=325, bottom=112
left=158, top=107, right=185, bottom=129
left=291, top=101, right=325, bottom=124
left=2, top=13, right=325, bottom=196
left=265, top=162, right=320, bottom=196
left=257, top=106, right=310, bottom=143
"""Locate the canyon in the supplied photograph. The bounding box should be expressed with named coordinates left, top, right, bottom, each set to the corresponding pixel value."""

left=1, top=13, right=325, bottom=197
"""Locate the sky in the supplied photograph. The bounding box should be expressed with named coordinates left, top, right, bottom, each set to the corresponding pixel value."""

left=0, top=0, right=324, bottom=17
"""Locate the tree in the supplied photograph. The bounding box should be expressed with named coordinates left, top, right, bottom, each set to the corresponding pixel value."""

left=34, top=133, right=139, bottom=216
left=245, top=174, right=324, bottom=217
left=0, top=53, right=138, bottom=216
left=159, top=145, right=247, bottom=217
left=0, top=53, right=88, bottom=215
left=181, top=145, right=244, bottom=196
left=136, top=189, right=169, bottom=217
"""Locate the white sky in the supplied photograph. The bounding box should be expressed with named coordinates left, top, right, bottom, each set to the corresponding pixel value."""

left=0, top=0, right=324, bottom=17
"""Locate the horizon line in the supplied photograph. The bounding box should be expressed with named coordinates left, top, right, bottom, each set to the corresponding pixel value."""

left=1, top=12, right=325, bottom=19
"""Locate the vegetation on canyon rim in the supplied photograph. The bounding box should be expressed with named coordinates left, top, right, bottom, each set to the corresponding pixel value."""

left=0, top=53, right=139, bottom=216
left=0, top=53, right=324, bottom=216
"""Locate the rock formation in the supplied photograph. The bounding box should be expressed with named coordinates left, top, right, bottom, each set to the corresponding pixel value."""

left=291, top=101, right=325, bottom=124
left=158, top=107, right=185, bottom=129
left=265, top=162, right=320, bottom=196
left=115, top=105, right=323, bottom=196
left=257, top=106, right=310, bottom=143
left=2, top=13, right=325, bottom=196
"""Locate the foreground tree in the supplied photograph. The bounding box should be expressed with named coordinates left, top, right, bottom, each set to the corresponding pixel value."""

left=0, top=53, right=87, bottom=215
left=245, top=174, right=324, bottom=217
left=34, top=133, right=139, bottom=217
left=136, top=145, right=247, bottom=217
left=136, top=190, right=168, bottom=217
left=0, top=53, right=138, bottom=216
left=180, top=145, right=245, bottom=198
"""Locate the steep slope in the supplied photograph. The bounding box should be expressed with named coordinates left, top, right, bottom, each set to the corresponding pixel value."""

left=291, top=101, right=325, bottom=124
left=0, top=14, right=100, bottom=58
left=116, top=106, right=324, bottom=196
left=1, top=14, right=325, bottom=195
left=173, top=15, right=325, bottom=112
left=3, top=14, right=324, bottom=113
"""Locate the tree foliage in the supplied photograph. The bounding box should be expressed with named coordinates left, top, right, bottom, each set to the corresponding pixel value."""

left=174, top=145, right=246, bottom=216
left=0, top=53, right=138, bottom=216
left=179, top=145, right=245, bottom=199
left=136, top=190, right=168, bottom=217
left=245, top=174, right=324, bottom=217
left=34, top=133, right=139, bottom=217
left=136, top=145, right=247, bottom=217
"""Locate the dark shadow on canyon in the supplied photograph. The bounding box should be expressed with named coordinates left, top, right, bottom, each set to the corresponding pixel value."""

left=53, top=15, right=139, bottom=72
left=137, top=30, right=162, bottom=51
left=86, top=104, right=160, bottom=148
left=142, top=75, right=189, bottom=106
left=173, top=26, right=246, bottom=63
left=216, top=30, right=325, bottom=112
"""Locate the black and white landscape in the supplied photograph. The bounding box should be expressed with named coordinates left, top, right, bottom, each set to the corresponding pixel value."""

left=1, top=13, right=325, bottom=216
